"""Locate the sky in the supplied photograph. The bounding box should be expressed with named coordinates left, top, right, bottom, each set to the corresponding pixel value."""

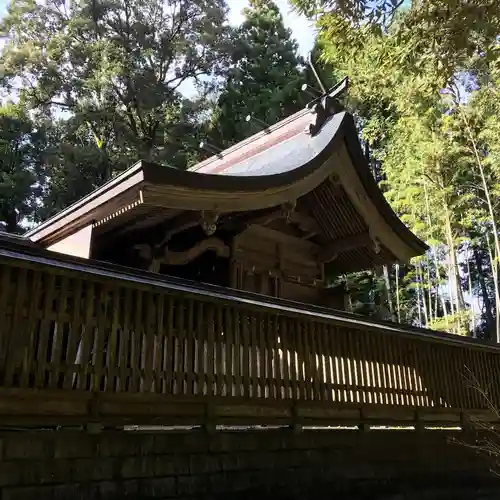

left=228, top=0, right=316, bottom=56
left=0, top=0, right=316, bottom=56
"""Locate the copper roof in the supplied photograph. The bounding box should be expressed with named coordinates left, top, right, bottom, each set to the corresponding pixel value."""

left=25, top=104, right=428, bottom=267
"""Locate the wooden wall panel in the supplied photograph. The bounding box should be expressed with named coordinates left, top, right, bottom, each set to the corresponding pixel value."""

left=47, top=225, right=93, bottom=259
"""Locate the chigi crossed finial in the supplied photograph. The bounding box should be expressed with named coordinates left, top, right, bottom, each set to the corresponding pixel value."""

left=304, top=52, right=349, bottom=137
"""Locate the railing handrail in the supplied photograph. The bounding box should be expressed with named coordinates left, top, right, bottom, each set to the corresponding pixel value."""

left=1, top=236, right=497, bottom=352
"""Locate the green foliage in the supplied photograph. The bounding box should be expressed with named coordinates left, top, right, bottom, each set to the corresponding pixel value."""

left=0, top=0, right=232, bottom=213
left=0, top=102, right=45, bottom=233
left=0, top=0, right=498, bottom=341
left=208, top=0, right=307, bottom=147
left=303, top=0, right=500, bottom=337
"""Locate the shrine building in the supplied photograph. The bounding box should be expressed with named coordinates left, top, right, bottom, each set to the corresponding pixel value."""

left=24, top=85, right=428, bottom=310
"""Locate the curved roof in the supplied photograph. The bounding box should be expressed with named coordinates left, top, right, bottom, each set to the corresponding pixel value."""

left=25, top=105, right=428, bottom=266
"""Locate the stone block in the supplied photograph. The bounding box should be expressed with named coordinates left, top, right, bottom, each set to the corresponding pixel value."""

left=154, top=431, right=209, bottom=455
left=2, top=486, right=48, bottom=500
left=154, top=455, right=190, bottom=476
left=176, top=474, right=210, bottom=496
left=189, top=453, right=220, bottom=474
left=97, top=432, right=142, bottom=458
left=0, top=461, right=24, bottom=487
left=120, top=456, right=156, bottom=479
left=2, top=483, right=90, bottom=500
left=51, top=482, right=92, bottom=500
left=4, top=434, right=53, bottom=460
left=219, top=453, right=242, bottom=472
left=140, top=477, right=176, bottom=497
left=95, top=481, right=119, bottom=498
left=121, top=479, right=140, bottom=498
left=71, top=458, right=115, bottom=482
left=0, top=459, right=74, bottom=486
left=53, top=434, right=97, bottom=459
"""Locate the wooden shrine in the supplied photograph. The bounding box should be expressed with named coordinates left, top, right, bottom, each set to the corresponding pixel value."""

left=0, top=85, right=499, bottom=430
left=25, top=89, right=427, bottom=312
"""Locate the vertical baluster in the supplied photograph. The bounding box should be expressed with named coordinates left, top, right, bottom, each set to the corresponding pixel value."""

left=21, top=271, right=43, bottom=389
left=92, top=285, right=108, bottom=392
left=397, top=338, right=409, bottom=407
left=224, top=306, right=234, bottom=397
left=401, top=339, right=414, bottom=407
left=48, top=276, right=70, bottom=390
left=249, top=313, right=259, bottom=398
left=176, top=297, right=186, bottom=395
left=450, top=345, right=464, bottom=410
left=258, top=311, right=268, bottom=398
left=195, top=302, right=205, bottom=396
left=36, top=274, right=57, bottom=389
left=129, top=289, right=143, bottom=393
left=321, top=323, right=333, bottom=402
left=215, top=306, right=224, bottom=397
left=365, top=329, right=379, bottom=405
left=473, top=348, right=488, bottom=409
left=143, top=293, right=156, bottom=393
left=415, top=340, right=429, bottom=408
left=5, top=267, right=29, bottom=387
left=372, top=330, right=384, bottom=406
left=485, top=352, right=499, bottom=409
left=0, top=265, right=12, bottom=372
left=153, top=293, right=166, bottom=394
left=233, top=308, right=242, bottom=397
left=304, top=320, right=313, bottom=400
left=165, top=297, right=175, bottom=395
left=185, top=299, right=195, bottom=397
left=104, top=287, right=120, bottom=392
left=388, top=336, right=401, bottom=406
left=351, top=329, right=364, bottom=404
left=461, top=345, right=476, bottom=409
left=206, top=304, right=215, bottom=397
left=344, top=329, right=356, bottom=404
left=295, top=320, right=307, bottom=400
left=314, top=321, right=325, bottom=402
left=456, top=345, right=470, bottom=410
left=379, top=333, right=392, bottom=406
left=243, top=310, right=252, bottom=398
left=490, top=351, right=500, bottom=408
left=76, top=281, right=94, bottom=391
left=280, top=316, right=291, bottom=399
left=272, top=315, right=282, bottom=400
left=409, top=341, right=423, bottom=406
left=265, top=314, right=275, bottom=399
left=329, top=325, right=341, bottom=403
left=117, top=288, right=133, bottom=393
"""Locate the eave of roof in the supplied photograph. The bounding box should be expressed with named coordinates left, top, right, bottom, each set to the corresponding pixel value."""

left=24, top=107, right=428, bottom=261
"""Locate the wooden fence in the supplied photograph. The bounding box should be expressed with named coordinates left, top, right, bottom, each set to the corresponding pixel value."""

left=0, top=239, right=499, bottom=429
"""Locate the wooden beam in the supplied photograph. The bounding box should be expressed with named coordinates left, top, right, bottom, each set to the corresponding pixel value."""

left=135, top=237, right=230, bottom=272
left=287, top=212, right=322, bottom=237
left=319, top=232, right=373, bottom=263
left=224, top=207, right=322, bottom=240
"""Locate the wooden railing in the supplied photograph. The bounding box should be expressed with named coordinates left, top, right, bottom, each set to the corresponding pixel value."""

left=0, top=237, right=499, bottom=429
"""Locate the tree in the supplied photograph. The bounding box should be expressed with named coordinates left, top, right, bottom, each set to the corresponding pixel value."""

left=208, top=0, right=307, bottom=147
left=299, top=3, right=500, bottom=337
left=0, top=0, right=232, bottom=213
left=0, top=103, right=45, bottom=233
left=291, top=0, right=500, bottom=82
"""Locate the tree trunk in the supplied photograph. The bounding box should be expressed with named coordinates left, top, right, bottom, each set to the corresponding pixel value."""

left=472, top=247, right=494, bottom=338
left=460, top=106, right=500, bottom=341
left=382, top=265, right=397, bottom=323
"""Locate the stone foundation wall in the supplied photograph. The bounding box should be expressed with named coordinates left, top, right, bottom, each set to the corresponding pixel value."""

left=0, top=428, right=497, bottom=500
